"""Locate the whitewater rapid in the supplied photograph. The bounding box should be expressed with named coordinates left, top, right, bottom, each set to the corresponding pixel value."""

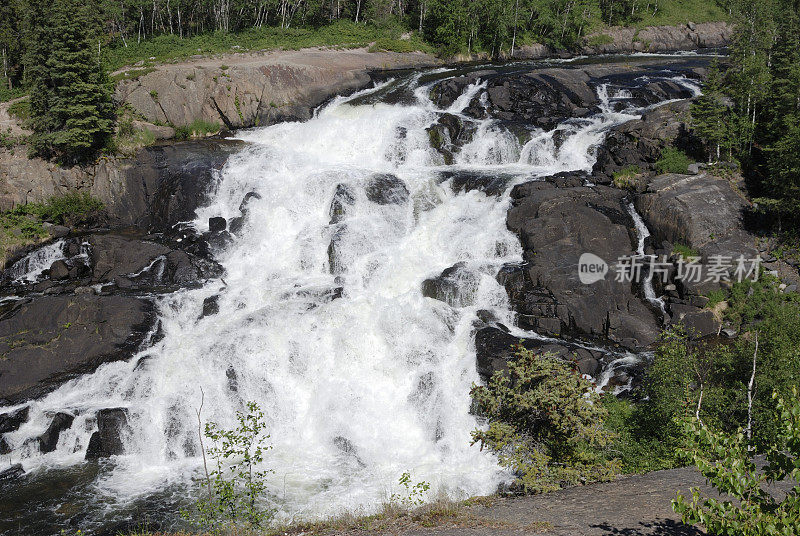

left=0, top=66, right=698, bottom=530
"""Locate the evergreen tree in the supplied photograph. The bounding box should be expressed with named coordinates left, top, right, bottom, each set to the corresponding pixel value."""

left=691, top=61, right=732, bottom=162
left=28, top=0, right=115, bottom=164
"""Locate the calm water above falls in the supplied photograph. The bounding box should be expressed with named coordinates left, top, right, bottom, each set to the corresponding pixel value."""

left=0, top=58, right=702, bottom=535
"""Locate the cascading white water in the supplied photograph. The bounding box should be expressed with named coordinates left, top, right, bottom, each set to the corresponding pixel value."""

left=6, top=240, right=67, bottom=282
left=0, top=67, right=701, bottom=529
left=627, top=202, right=668, bottom=316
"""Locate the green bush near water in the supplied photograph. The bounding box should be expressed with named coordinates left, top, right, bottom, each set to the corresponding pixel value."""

left=655, top=147, right=693, bottom=174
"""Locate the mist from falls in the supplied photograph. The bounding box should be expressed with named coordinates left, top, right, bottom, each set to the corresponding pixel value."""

left=0, top=66, right=697, bottom=531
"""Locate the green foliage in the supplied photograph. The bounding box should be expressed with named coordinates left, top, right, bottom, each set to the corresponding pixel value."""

left=470, top=346, right=618, bottom=493
left=691, top=60, right=735, bottom=162
left=174, top=119, right=222, bottom=140
left=587, top=33, right=614, bottom=46
left=6, top=98, right=29, bottom=123
left=705, top=288, right=728, bottom=309
left=185, top=401, right=274, bottom=534
left=10, top=192, right=104, bottom=226
left=673, top=390, right=800, bottom=535
left=655, top=146, right=693, bottom=174
left=26, top=0, right=115, bottom=165
left=672, top=242, right=699, bottom=258
left=612, top=165, right=640, bottom=189
left=389, top=472, right=431, bottom=507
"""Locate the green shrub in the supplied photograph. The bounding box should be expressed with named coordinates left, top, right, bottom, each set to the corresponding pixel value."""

left=185, top=401, right=274, bottom=534
left=11, top=192, right=104, bottom=226
left=587, top=34, right=614, bottom=47
left=174, top=119, right=221, bottom=140
left=655, top=146, right=693, bottom=174
left=673, top=390, right=800, bottom=535
left=672, top=242, right=699, bottom=258
left=470, top=346, right=619, bottom=493
left=612, top=165, right=640, bottom=189
left=7, top=99, right=30, bottom=123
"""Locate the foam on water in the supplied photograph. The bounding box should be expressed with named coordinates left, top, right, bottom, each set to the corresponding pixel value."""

left=0, top=68, right=700, bottom=529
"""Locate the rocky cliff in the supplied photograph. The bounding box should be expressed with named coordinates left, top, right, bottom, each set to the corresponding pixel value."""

left=115, top=48, right=439, bottom=130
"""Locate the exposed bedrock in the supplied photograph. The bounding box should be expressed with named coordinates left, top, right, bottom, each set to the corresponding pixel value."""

left=592, top=100, right=704, bottom=183
left=429, top=59, right=702, bottom=132
left=503, top=179, right=660, bottom=350
left=474, top=324, right=606, bottom=383
left=0, top=295, right=156, bottom=404
left=115, top=49, right=439, bottom=130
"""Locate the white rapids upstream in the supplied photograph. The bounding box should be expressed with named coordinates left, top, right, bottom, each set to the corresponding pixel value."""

left=0, top=65, right=695, bottom=531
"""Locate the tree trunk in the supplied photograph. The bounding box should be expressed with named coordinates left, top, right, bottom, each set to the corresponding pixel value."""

left=746, top=332, right=758, bottom=444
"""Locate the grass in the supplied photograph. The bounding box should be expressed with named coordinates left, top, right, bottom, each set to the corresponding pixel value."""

left=1, top=193, right=104, bottom=263
left=0, top=78, right=26, bottom=103
left=119, top=495, right=541, bottom=536
left=612, top=165, right=640, bottom=189
left=655, top=146, right=693, bottom=174
left=587, top=33, right=615, bottom=47
left=114, top=109, right=158, bottom=155
left=174, top=119, right=222, bottom=140
left=705, top=288, right=728, bottom=309
left=672, top=242, right=700, bottom=258
left=7, top=98, right=30, bottom=123
left=623, top=0, right=730, bottom=29
left=104, top=20, right=432, bottom=72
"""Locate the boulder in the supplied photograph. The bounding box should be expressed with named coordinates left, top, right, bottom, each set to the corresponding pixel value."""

left=669, top=304, right=720, bottom=339
left=440, top=170, right=517, bottom=197
left=85, top=408, right=129, bottom=459
left=0, top=406, right=29, bottom=434
left=329, top=184, right=356, bottom=224
left=474, top=326, right=604, bottom=382
left=201, top=295, right=220, bottom=318
left=48, top=260, right=70, bottom=281
left=0, top=295, right=156, bottom=404
left=504, top=180, right=660, bottom=349
left=0, top=463, right=24, bottom=488
left=635, top=173, right=758, bottom=261
left=38, top=412, right=75, bottom=453
left=208, top=217, right=227, bottom=233
left=421, top=262, right=481, bottom=307
left=592, top=100, right=701, bottom=182
left=364, top=174, right=409, bottom=205
left=582, top=22, right=733, bottom=55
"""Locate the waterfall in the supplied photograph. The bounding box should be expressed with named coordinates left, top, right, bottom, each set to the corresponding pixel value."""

left=0, top=67, right=701, bottom=532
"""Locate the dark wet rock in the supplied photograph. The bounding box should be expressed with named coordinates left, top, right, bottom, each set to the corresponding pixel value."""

left=426, top=113, right=476, bottom=163
left=330, top=184, right=356, bottom=224
left=38, top=412, right=75, bottom=453
left=48, top=260, right=70, bottom=281
left=669, top=304, right=720, bottom=339
left=364, top=174, right=409, bottom=205
left=0, top=436, right=9, bottom=454
left=0, top=463, right=24, bottom=487
left=504, top=181, right=659, bottom=349
left=201, top=295, right=220, bottom=318
left=88, top=234, right=221, bottom=290
left=0, top=406, right=29, bottom=434
left=440, top=170, right=516, bottom=197
left=0, top=295, right=156, bottom=404
left=333, top=435, right=357, bottom=454
left=112, top=139, right=243, bottom=231
left=474, top=326, right=604, bottom=382
left=208, top=217, right=227, bottom=233
left=226, top=367, right=238, bottom=392
left=636, top=173, right=757, bottom=261
left=592, top=100, right=702, bottom=182
left=85, top=408, right=128, bottom=459
left=90, top=234, right=170, bottom=283
left=422, top=262, right=481, bottom=307
left=328, top=227, right=346, bottom=275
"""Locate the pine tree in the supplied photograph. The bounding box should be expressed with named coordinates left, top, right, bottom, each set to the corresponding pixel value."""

left=691, top=61, right=732, bottom=163
left=28, top=0, right=115, bottom=165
